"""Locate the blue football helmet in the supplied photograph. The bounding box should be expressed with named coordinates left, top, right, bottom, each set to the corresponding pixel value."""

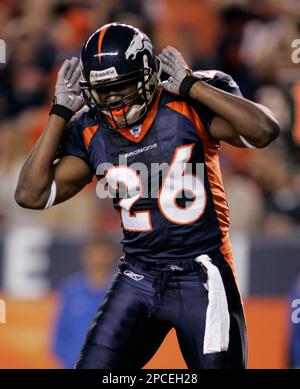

left=80, top=23, right=161, bottom=128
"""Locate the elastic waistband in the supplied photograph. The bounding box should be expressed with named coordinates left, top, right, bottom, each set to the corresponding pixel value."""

left=121, top=248, right=221, bottom=274
left=121, top=249, right=222, bottom=269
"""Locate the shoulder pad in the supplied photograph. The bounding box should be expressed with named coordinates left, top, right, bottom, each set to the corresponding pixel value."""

left=193, top=70, right=239, bottom=90
left=69, top=104, right=91, bottom=124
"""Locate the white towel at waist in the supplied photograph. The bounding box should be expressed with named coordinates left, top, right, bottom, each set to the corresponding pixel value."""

left=194, top=254, right=230, bottom=354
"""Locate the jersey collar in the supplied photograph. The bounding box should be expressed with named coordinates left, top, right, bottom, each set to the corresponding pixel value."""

left=116, top=87, right=162, bottom=143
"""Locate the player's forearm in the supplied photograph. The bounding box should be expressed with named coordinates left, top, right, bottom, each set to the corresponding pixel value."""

left=16, top=57, right=84, bottom=209
left=15, top=114, right=68, bottom=209
left=189, top=81, right=280, bottom=147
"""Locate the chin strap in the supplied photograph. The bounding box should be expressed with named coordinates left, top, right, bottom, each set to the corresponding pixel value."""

left=125, top=104, right=146, bottom=123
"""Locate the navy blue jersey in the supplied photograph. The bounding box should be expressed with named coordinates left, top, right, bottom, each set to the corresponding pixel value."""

left=59, top=71, right=241, bottom=266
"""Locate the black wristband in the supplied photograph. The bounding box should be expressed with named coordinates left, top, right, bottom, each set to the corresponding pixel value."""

left=49, top=104, right=74, bottom=122
left=179, top=75, right=199, bottom=97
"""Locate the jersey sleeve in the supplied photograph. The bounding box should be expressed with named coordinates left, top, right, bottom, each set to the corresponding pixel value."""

left=191, top=70, right=242, bottom=137
left=57, top=117, right=91, bottom=168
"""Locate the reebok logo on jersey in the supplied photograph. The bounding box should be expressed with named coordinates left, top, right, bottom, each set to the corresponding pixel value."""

left=123, top=269, right=144, bottom=281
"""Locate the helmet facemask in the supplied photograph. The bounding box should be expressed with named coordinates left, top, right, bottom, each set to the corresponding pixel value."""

left=80, top=55, right=161, bottom=129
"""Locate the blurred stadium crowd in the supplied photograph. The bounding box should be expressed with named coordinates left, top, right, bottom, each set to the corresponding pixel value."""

left=0, top=0, right=300, bottom=238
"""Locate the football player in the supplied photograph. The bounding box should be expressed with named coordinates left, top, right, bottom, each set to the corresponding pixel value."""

left=15, top=23, right=279, bottom=368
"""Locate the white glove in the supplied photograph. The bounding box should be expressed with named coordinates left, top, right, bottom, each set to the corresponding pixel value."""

left=158, top=46, right=191, bottom=95
left=54, top=57, right=84, bottom=112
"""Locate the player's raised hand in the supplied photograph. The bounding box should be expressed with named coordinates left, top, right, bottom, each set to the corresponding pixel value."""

left=54, top=57, right=84, bottom=113
left=159, top=46, right=191, bottom=95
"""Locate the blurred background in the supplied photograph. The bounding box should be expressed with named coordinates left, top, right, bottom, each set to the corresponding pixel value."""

left=0, top=0, right=300, bottom=369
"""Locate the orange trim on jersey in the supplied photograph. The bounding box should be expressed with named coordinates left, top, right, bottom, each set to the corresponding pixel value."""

left=82, top=125, right=98, bottom=149
left=117, top=87, right=163, bottom=143
left=166, top=101, right=235, bottom=275
left=221, top=234, right=245, bottom=315
left=220, top=234, right=235, bottom=276
left=293, top=82, right=300, bottom=145
left=97, top=25, right=109, bottom=64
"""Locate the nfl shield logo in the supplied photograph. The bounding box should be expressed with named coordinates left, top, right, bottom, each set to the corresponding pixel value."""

left=130, top=125, right=142, bottom=138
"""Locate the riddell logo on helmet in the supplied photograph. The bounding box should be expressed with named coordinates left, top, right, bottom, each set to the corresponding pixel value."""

left=125, top=33, right=152, bottom=60
left=90, top=67, right=118, bottom=83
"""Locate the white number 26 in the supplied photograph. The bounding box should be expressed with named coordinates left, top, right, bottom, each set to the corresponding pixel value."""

left=105, top=144, right=206, bottom=231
